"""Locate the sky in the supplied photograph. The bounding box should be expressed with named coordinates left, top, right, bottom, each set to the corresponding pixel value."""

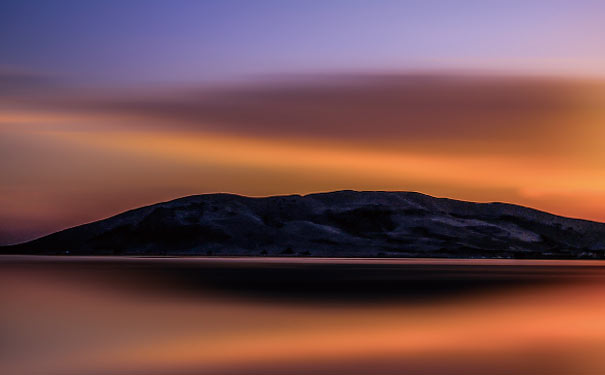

left=1, top=0, right=605, bottom=244
left=3, top=0, right=605, bottom=82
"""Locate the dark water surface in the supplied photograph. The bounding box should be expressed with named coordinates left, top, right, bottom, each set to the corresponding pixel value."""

left=2, top=256, right=605, bottom=374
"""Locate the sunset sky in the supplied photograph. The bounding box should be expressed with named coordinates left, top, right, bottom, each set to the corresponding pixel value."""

left=1, top=0, right=605, bottom=244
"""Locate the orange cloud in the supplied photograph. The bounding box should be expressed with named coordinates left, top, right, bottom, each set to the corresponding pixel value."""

left=1, top=74, right=605, bottom=243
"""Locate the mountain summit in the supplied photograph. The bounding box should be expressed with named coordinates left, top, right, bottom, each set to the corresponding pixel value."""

left=4, top=191, right=605, bottom=258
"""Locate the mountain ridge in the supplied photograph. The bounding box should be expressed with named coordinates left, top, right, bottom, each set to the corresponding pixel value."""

left=3, top=190, right=605, bottom=258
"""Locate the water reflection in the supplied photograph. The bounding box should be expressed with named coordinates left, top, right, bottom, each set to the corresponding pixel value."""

left=2, top=256, right=605, bottom=374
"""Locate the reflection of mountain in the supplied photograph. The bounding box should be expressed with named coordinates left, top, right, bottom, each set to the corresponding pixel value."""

left=4, top=191, right=605, bottom=258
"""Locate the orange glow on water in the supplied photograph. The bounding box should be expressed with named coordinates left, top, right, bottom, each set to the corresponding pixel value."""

left=3, top=257, right=605, bottom=374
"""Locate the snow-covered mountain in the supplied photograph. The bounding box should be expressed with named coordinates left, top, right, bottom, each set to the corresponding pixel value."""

left=4, top=191, right=605, bottom=258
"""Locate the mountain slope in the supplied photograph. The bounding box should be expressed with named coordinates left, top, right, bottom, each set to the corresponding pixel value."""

left=3, top=191, right=605, bottom=258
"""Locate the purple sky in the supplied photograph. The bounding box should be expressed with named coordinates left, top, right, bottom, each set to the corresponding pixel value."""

left=2, top=0, right=605, bottom=84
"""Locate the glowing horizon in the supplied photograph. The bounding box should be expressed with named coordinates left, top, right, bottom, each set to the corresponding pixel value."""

left=1, top=73, right=604, bottom=245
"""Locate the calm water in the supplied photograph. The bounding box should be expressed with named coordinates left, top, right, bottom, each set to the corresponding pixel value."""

left=2, top=256, right=605, bottom=375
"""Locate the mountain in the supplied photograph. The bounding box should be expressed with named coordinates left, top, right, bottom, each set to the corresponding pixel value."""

left=3, top=191, right=605, bottom=258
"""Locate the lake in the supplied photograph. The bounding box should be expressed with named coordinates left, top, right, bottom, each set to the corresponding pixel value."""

left=2, top=256, right=605, bottom=374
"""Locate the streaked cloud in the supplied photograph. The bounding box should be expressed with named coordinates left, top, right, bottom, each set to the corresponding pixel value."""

left=1, top=73, right=605, bottom=244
